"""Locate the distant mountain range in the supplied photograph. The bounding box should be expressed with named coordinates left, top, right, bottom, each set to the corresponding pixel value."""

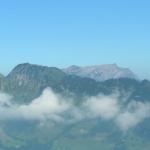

left=0, top=63, right=148, bottom=103
left=0, top=63, right=149, bottom=150
left=63, top=64, right=138, bottom=81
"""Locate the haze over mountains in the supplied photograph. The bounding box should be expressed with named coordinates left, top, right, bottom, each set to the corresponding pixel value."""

left=63, top=64, right=138, bottom=81
left=0, top=63, right=150, bottom=150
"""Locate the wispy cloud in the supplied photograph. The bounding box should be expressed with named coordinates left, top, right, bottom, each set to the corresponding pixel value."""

left=115, top=101, right=150, bottom=131
left=82, top=94, right=119, bottom=120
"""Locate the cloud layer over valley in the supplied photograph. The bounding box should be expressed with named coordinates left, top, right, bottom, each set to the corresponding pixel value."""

left=0, top=88, right=150, bottom=131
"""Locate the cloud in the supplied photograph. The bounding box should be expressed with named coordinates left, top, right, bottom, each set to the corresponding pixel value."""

left=115, top=101, right=150, bottom=131
left=83, top=94, right=120, bottom=120
left=0, top=88, right=72, bottom=122
left=18, top=88, right=71, bottom=121
left=0, top=88, right=150, bottom=131
left=0, top=92, right=12, bottom=106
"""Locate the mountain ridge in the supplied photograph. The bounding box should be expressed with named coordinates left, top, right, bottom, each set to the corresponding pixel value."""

left=63, top=64, right=138, bottom=81
left=0, top=63, right=149, bottom=104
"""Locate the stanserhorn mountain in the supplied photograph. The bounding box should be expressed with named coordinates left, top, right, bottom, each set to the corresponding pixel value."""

left=63, top=64, right=137, bottom=81
left=4, top=63, right=66, bottom=103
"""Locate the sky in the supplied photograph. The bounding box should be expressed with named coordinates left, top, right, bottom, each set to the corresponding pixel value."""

left=0, top=0, right=149, bottom=79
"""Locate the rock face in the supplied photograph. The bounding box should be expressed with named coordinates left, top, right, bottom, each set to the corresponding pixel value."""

left=63, top=64, right=137, bottom=81
left=6, top=63, right=66, bottom=87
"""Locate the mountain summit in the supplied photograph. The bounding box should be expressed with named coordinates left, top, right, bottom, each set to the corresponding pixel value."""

left=63, top=64, right=137, bottom=81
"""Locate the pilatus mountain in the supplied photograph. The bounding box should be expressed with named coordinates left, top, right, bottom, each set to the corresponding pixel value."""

left=63, top=64, right=137, bottom=81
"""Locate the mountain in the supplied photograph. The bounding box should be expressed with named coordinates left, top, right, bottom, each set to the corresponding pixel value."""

left=2, top=63, right=112, bottom=103
left=6, top=63, right=66, bottom=86
left=0, top=63, right=149, bottom=150
left=0, top=63, right=148, bottom=103
left=4, top=63, right=66, bottom=103
left=0, top=63, right=141, bottom=103
left=63, top=64, right=137, bottom=81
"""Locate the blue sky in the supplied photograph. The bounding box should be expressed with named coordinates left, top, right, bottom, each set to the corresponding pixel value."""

left=0, top=0, right=150, bottom=79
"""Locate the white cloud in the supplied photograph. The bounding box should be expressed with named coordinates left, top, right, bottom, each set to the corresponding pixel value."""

left=0, top=88, right=150, bottom=131
left=18, top=88, right=71, bottom=121
left=83, top=95, right=120, bottom=120
left=0, top=88, right=72, bottom=122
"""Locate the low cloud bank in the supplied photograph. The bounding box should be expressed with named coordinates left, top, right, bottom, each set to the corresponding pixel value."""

left=0, top=88, right=150, bottom=131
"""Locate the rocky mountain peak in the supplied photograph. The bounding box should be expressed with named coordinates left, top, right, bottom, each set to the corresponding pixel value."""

left=63, top=64, right=138, bottom=81
left=6, top=63, right=66, bottom=88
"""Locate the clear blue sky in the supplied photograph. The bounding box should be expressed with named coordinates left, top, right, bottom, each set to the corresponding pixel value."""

left=0, top=0, right=149, bottom=79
